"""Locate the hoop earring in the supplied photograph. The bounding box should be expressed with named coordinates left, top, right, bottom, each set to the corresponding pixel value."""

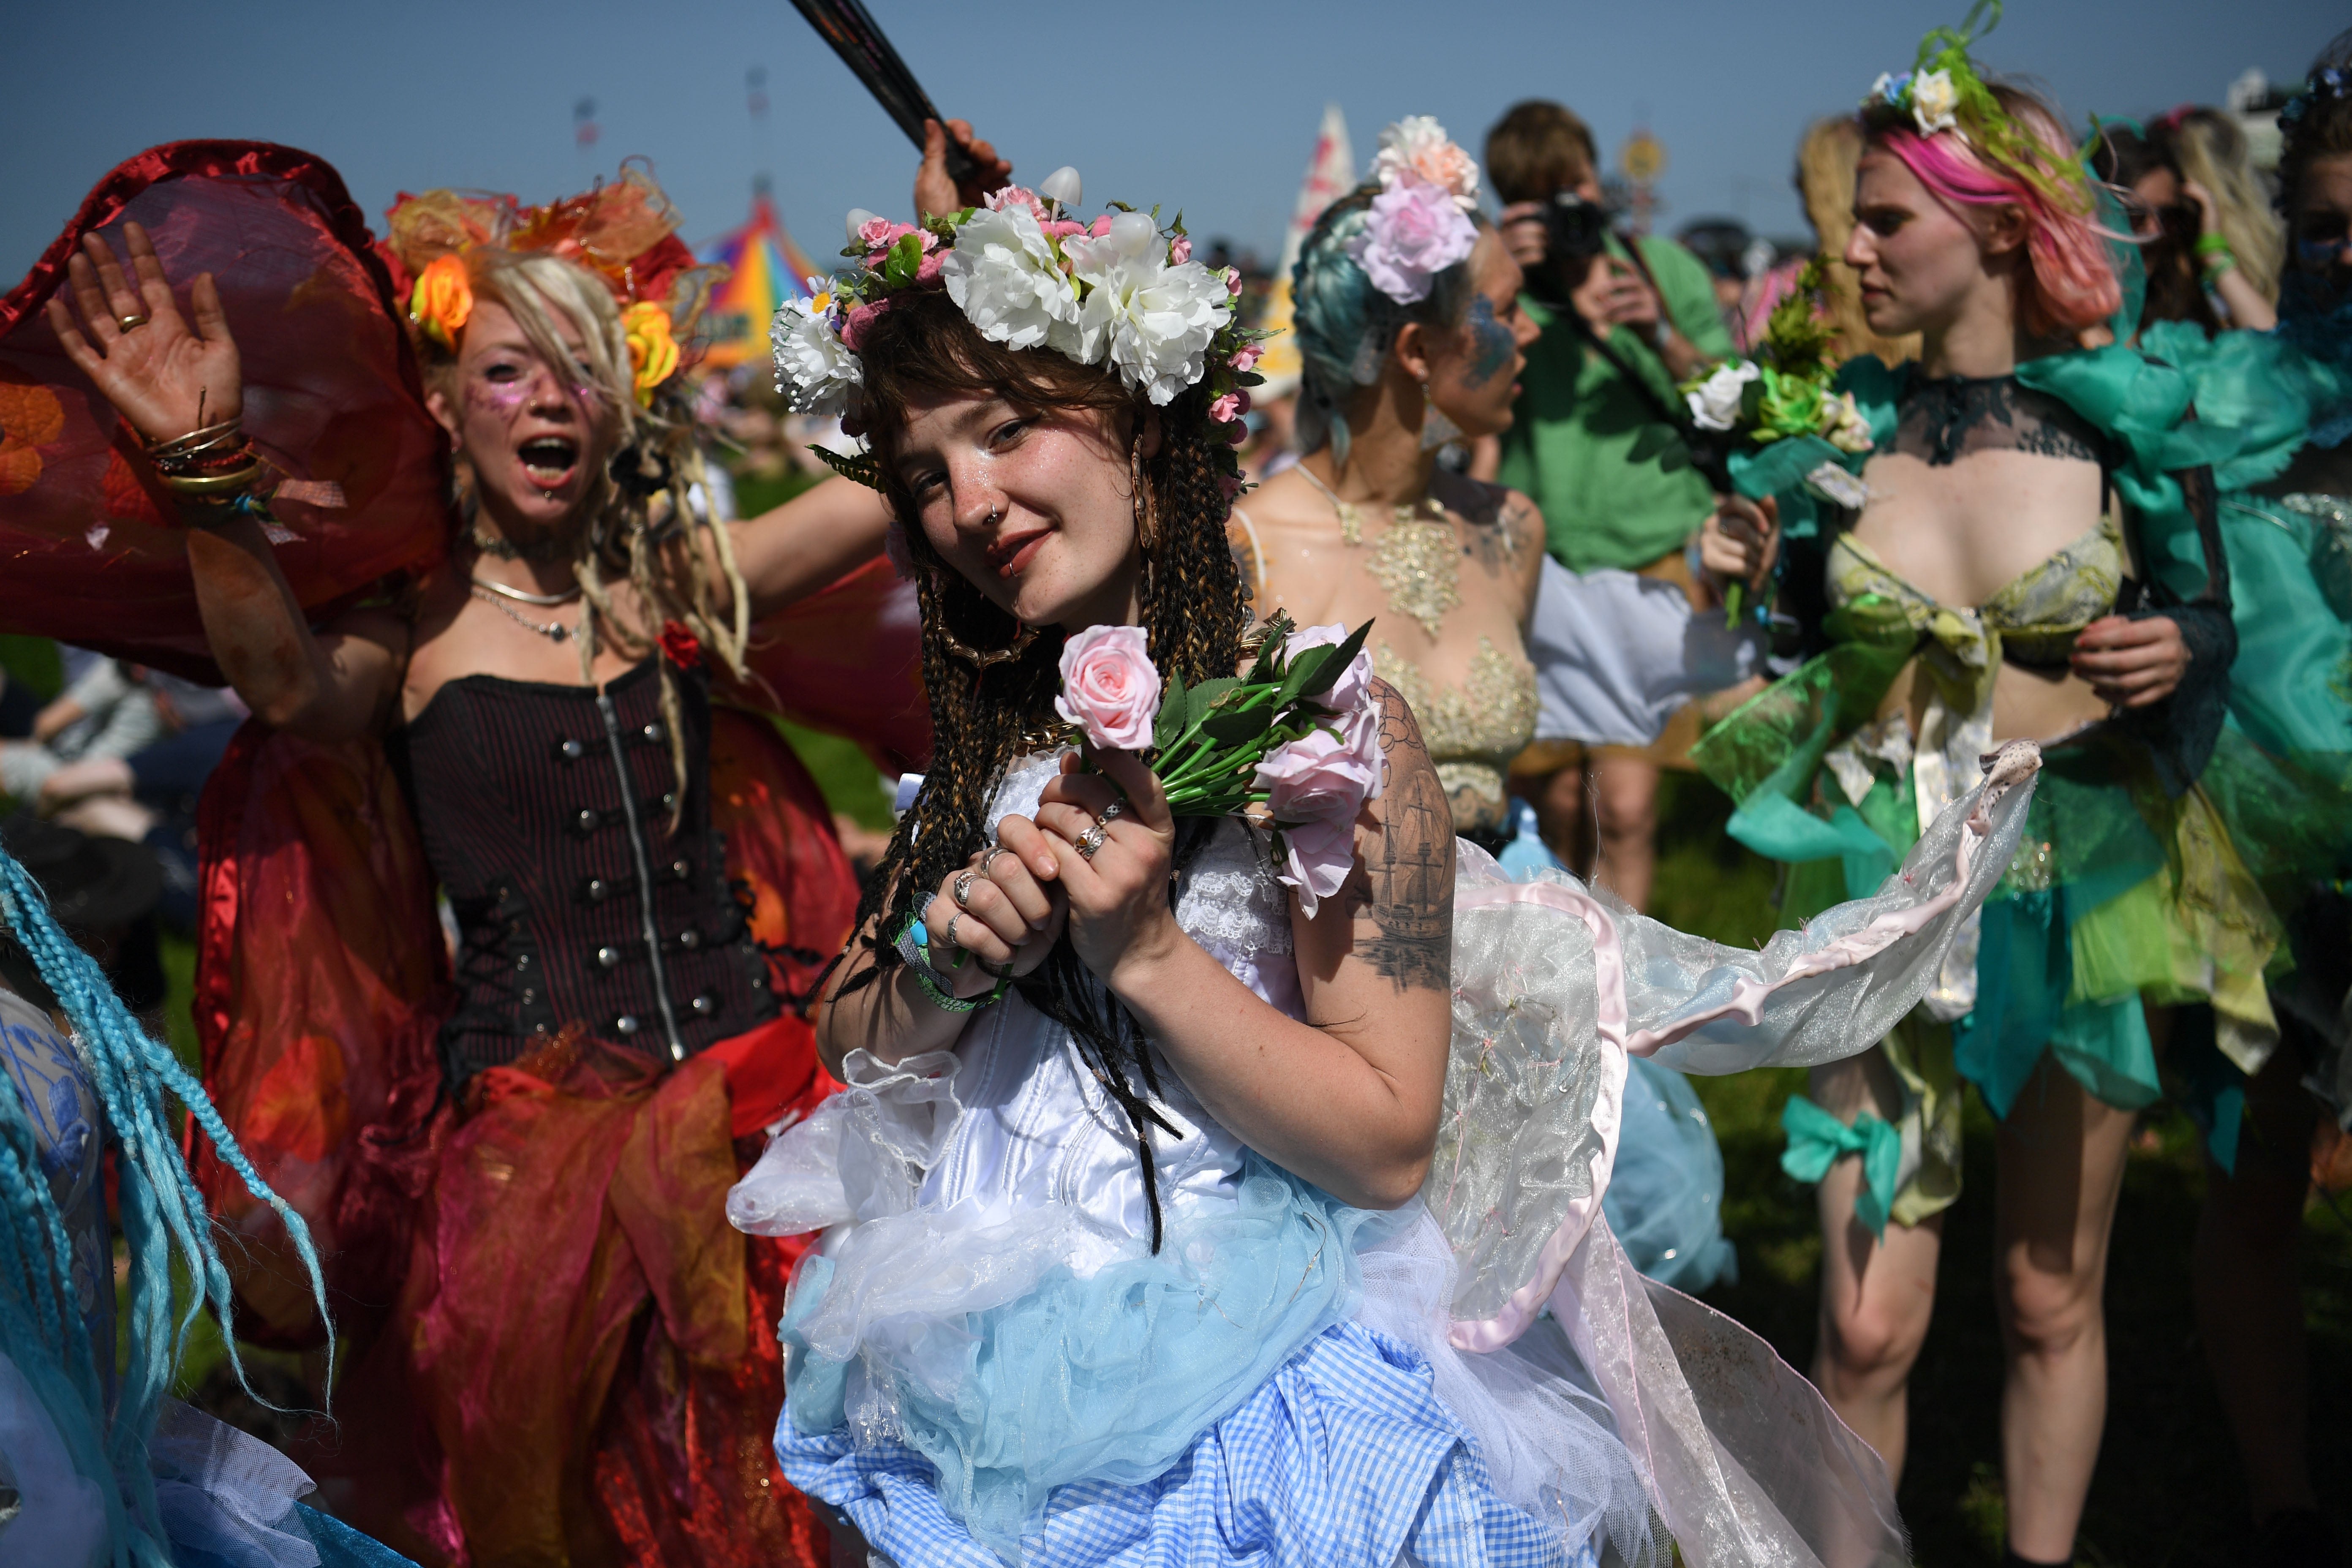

left=1130, top=444, right=1160, bottom=554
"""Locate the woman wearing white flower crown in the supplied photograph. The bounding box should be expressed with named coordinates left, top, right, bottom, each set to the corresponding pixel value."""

left=737, top=130, right=2047, bottom=1568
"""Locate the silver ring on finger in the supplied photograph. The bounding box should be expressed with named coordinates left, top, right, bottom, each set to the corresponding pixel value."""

left=943, top=911, right=967, bottom=953
left=1075, top=821, right=1109, bottom=860
left=978, top=844, right=1013, bottom=876
left=1097, top=800, right=1126, bottom=826
left=952, top=868, right=982, bottom=909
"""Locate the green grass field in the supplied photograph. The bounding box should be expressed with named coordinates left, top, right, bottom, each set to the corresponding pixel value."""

left=13, top=609, right=2347, bottom=1565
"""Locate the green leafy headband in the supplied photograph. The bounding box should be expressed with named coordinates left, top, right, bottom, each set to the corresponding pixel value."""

left=1859, top=0, right=2092, bottom=218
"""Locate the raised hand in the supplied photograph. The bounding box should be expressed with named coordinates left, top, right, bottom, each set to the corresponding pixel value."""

left=44, top=221, right=241, bottom=443
left=915, top=118, right=1012, bottom=220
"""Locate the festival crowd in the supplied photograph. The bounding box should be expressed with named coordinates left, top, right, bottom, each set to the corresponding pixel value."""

left=1, top=9, right=2348, bottom=1568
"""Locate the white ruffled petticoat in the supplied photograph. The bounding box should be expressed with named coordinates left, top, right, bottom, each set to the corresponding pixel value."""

left=731, top=743, right=2043, bottom=1568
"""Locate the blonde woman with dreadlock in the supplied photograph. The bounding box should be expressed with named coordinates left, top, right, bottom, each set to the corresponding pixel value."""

left=730, top=131, right=2047, bottom=1568
left=16, top=144, right=980, bottom=1565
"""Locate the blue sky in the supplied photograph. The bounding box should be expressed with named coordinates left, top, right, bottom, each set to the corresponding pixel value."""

left=1, top=0, right=2333, bottom=286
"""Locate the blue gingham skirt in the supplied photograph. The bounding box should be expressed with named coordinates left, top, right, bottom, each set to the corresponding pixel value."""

left=777, top=1320, right=1598, bottom=1568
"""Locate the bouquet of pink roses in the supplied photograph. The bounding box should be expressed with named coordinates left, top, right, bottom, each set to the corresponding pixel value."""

left=1054, top=613, right=1383, bottom=913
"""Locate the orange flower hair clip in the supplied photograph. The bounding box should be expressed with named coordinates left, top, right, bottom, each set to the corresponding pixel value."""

left=409, top=253, right=473, bottom=350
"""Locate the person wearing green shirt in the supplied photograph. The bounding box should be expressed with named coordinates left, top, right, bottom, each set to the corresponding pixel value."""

left=1484, top=101, right=1738, bottom=911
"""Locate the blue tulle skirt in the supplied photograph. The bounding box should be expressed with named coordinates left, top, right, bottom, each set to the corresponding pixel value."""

left=778, top=1320, right=1588, bottom=1568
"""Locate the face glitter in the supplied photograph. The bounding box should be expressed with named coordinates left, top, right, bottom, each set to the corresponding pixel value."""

left=1465, top=295, right=1515, bottom=385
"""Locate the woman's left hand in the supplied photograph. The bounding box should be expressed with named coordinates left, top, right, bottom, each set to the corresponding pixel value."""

left=2072, top=613, right=2189, bottom=708
left=1029, top=749, right=1180, bottom=986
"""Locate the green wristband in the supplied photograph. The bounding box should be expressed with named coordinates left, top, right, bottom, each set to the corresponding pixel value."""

left=2194, top=231, right=2234, bottom=259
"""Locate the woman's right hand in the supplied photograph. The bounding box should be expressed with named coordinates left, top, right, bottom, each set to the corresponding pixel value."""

left=1698, top=493, right=1780, bottom=596
left=922, top=826, right=1067, bottom=993
left=45, top=222, right=242, bottom=443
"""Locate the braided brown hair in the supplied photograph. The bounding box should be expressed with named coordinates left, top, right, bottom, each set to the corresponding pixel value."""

left=841, top=288, right=1249, bottom=1248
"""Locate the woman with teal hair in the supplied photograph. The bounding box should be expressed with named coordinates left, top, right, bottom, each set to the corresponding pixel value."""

left=0, top=841, right=412, bottom=1565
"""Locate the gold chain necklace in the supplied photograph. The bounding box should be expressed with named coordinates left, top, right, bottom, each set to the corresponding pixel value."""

left=1297, top=464, right=1461, bottom=638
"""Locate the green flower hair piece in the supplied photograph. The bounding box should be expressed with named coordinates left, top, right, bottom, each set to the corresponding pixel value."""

left=1859, top=0, right=2091, bottom=219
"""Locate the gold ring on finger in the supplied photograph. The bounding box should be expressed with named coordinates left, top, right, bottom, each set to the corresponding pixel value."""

left=951, top=869, right=981, bottom=909
left=116, top=313, right=150, bottom=331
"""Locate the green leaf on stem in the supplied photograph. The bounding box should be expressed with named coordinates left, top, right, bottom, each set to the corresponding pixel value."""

left=1285, top=620, right=1372, bottom=702
left=1202, top=705, right=1274, bottom=743
left=1154, top=674, right=1189, bottom=753
left=1185, top=678, right=1239, bottom=732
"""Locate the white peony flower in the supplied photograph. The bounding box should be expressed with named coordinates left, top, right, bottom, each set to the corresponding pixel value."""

left=1821, top=390, right=1875, bottom=454
left=1911, top=69, right=1959, bottom=136
left=941, top=204, right=1082, bottom=354
left=1685, top=359, right=1761, bottom=432
left=1062, top=222, right=1233, bottom=405
left=770, top=289, right=861, bottom=418
left=1373, top=116, right=1481, bottom=211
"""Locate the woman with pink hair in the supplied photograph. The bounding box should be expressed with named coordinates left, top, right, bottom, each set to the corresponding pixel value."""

left=1692, top=10, right=2261, bottom=1565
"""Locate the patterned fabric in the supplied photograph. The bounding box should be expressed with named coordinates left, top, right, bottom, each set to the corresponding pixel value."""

left=1373, top=637, right=1540, bottom=835
left=779, top=1321, right=1590, bottom=1568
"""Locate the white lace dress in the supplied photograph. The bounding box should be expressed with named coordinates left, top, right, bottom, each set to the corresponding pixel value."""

left=731, top=744, right=2046, bottom=1568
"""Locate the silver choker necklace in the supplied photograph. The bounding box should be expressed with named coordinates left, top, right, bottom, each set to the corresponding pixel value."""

left=469, top=584, right=575, bottom=642
left=470, top=575, right=581, bottom=607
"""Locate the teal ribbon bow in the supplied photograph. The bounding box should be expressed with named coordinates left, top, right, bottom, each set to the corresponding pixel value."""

left=1779, top=1095, right=1902, bottom=1238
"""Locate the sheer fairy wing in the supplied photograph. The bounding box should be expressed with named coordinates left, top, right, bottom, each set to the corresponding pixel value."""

left=708, top=705, right=860, bottom=1026
left=732, top=557, right=931, bottom=773
left=0, top=142, right=450, bottom=681
left=188, top=722, right=452, bottom=1346
left=1433, top=740, right=2041, bottom=1350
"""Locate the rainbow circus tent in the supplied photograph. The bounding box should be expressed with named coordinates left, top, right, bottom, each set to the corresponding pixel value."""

left=697, top=193, right=827, bottom=369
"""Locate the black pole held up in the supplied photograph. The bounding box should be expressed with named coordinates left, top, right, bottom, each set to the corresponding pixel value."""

left=785, top=0, right=977, bottom=184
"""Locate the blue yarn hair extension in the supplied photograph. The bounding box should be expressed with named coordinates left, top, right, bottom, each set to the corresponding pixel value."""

left=0, top=842, right=334, bottom=1564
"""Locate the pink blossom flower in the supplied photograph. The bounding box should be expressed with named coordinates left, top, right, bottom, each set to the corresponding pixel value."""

left=1224, top=267, right=1243, bottom=298
left=1229, top=343, right=1263, bottom=372
left=1054, top=624, right=1162, bottom=751
left=1209, top=390, right=1250, bottom=423
left=1281, top=623, right=1376, bottom=717
left=1218, top=472, right=1244, bottom=499
left=916, top=249, right=947, bottom=285
left=839, top=297, right=896, bottom=351
left=1346, top=176, right=1478, bottom=305
left=1042, top=218, right=1086, bottom=239
left=1256, top=711, right=1382, bottom=833
left=984, top=186, right=1048, bottom=220
left=1274, top=816, right=1355, bottom=917
left=1169, top=236, right=1192, bottom=265
left=1088, top=214, right=1114, bottom=239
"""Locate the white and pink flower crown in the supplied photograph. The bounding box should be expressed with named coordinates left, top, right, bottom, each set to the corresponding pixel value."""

left=770, top=167, right=1268, bottom=481
left=1346, top=117, right=1484, bottom=306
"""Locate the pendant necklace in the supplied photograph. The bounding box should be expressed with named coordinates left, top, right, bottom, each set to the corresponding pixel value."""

left=470, top=580, right=577, bottom=642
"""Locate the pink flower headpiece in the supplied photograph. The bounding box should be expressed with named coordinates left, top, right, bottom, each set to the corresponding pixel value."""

left=1347, top=117, right=1482, bottom=305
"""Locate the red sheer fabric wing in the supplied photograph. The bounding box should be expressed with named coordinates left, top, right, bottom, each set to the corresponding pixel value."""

left=189, top=720, right=452, bottom=1344
left=0, top=142, right=448, bottom=682
left=709, top=705, right=862, bottom=1018
left=735, top=557, right=931, bottom=773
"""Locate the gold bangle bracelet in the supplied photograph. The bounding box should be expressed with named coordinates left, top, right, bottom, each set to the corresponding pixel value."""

left=159, top=462, right=263, bottom=498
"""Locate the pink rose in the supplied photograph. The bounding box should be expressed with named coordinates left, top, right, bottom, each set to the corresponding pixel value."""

left=839, top=297, right=895, bottom=351
left=984, top=186, right=1048, bottom=220
left=1209, top=390, right=1250, bottom=424
left=1274, top=816, right=1355, bottom=917
left=1169, top=236, right=1192, bottom=264
left=1255, top=712, right=1381, bottom=831
left=1042, top=218, right=1086, bottom=238
left=1229, top=343, right=1263, bottom=373
left=1088, top=214, right=1114, bottom=239
left=1282, top=623, right=1376, bottom=717
left=1345, top=176, right=1478, bottom=305
left=1054, top=624, right=1162, bottom=751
